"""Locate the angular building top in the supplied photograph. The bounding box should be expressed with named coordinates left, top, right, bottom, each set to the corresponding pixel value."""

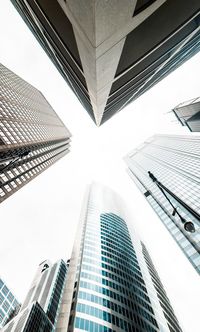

left=11, top=0, right=200, bottom=125
left=0, top=277, right=20, bottom=328
left=56, top=183, right=182, bottom=332
left=2, top=260, right=68, bottom=332
left=172, top=96, right=200, bottom=132
left=0, top=63, right=71, bottom=203
left=124, top=134, right=200, bottom=274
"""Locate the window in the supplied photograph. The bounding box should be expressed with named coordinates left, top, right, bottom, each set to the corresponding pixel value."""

left=2, top=285, right=9, bottom=296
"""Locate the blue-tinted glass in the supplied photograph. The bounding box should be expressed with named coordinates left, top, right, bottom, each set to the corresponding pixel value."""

left=7, top=292, right=14, bottom=303
left=0, top=280, right=3, bottom=289
left=2, top=286, right=9, bottom=296
left=85, top=319, right=89, bottom=330
left=2, top=300, right=10, bottom=312
left=0, top=309, right=5, bottom=322
left=0, top=293, right=4, bottom=304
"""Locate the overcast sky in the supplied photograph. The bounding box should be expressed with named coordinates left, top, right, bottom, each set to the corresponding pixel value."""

left=0, top=1, right=200, bottom=331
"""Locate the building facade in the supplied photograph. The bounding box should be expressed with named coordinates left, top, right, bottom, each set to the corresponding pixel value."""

left=124, top=134, right=200, bottom=274
left=0, top=278, right=20, bottom=328
left=11, top=0, right=200, bottom=125
left=0, top=63, right=71, bottom=204
left=2, top=260, right=68, bottom=332
left=56, top=183, right=182, bottom=332
left=172, top=97, right=200, bottom=132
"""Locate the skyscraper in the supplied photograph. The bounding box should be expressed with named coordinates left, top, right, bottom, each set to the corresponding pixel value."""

left=11, top=1, right=200, bottom=125
left=0, top=63, right=71, bottom=204
left=2, top=259, right=68, bottom=332
left=56, top=183, right=182, bottom=332
left=0, top=278, right=20, bottom=328
left=172, top=96, right=200, bottom=131
left=124, top=134, right=200, bottom=274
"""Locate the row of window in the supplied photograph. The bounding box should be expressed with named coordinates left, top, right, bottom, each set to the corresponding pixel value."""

left=78, top=290, right=133, bottom=318
left=100, top=213, right=127, bottom=230
left=0, top=119, right=67, bottom=144
left=76, top=303, right=157, bottom=332
left=100, top=215, right=128, bottom=231
left=100, top=233, right=137, bottom=258
left=80, top=264, right=153, bottom=312
left=101, top=221, right=131, bottom=243
left=78, top=290, right=157, bottom=327
left=0, top=146, right=68, bottom=200
left=77, top=302, right=134, bottom=331
left=81, top=258, right=144, bottom=291
left=83, top=248, right=141, bottom=278
left=80, top=270, right=147, bottom=298
left=84, top=234, right=137, bottom=263
left=83, top=254, right=141, bottom=286
left=79, top=278, right=151, bottom=311
left=75, top=317, right=113, bottom=332
left=100, top=229, right=133, bottom=253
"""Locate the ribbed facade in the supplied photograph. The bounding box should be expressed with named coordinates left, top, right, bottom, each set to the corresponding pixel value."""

left=0, top=63, right=71, bottom=203
left=2, top=260, right=68, bottom=332
left=0, top=278, right=20, bottom=328
left=11, top=0, right=200, bottom=125
left=56, top=183, right=182, bottom=332
left=172, top=97, right=200, bottom=132
left=141, top=243, right=182, bottom=332
left=125, top=134, right=200, bottom=274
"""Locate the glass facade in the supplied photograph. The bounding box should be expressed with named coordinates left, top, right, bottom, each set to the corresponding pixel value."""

left=2, top=260, right=68, bottom=331
left=23, top=302, right=54, bottom=332
left=57, top=183, right=182, bottom=332
left=2, top=302, right=54, bottom=332
left=0, top=278, right=20, bottom=328
left=125, top=134, right=200, bottom=274
left=0, top=63, right=71, bottom=203
left=46, top=260, right=68, bottom=326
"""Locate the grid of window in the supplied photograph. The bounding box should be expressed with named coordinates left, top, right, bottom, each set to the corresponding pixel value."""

left=69, top=212, right=160, bottom=332
left=23, top=303, right=54, bottom=332
left=46, top=260, right=68, bottom=325
left=125, top=134, right=200, bottom=274
left=75, top=317, right=113, bottom=332
left=0, top=63, right=71, bottom=203
left=3, top=303, right=54, bottom=332
left=0, top=279, right=20, bottom=328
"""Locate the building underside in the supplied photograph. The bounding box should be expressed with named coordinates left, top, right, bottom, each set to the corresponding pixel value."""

left=172, top=97, right=200, bottom=132
left=11, top=0, right=200, bottom=125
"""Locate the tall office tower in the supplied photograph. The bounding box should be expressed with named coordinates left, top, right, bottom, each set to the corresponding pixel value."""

left=172, top=97, right=200, bottom=132
left=11, top=1, right=200, bottom=126
left=56, top=183, right=182, bottom=332
left=0, top=63, right=71, bottom=204
left=2, top=260, right=68, bottom=332
left=124, top=134, right=200, bottom=274
left=0, top=278, right=20, bottom=328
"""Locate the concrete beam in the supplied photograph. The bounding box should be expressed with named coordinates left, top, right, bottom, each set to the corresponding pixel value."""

left=58, top=0, right=166, bottom=125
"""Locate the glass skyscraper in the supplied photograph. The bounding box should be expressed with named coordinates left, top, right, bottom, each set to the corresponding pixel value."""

left=124, top=134, right=200, bottom=274
left=172, top=96, right=200, bottom=132
left=2, top=259, right=68, bottom=332
left=0, top=278, right=20, bottom=328
left=0, top=63, right=71, bottom=203
left=56, top=183, right=182, bottom=332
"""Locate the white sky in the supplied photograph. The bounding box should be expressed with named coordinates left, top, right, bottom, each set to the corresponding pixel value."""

left=0, top=1, right=200, bottom=331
